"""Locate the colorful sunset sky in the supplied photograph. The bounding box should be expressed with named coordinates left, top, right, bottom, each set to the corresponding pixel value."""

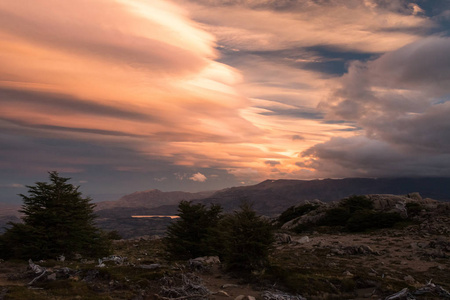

left=1, top=0, right=450, bottom=203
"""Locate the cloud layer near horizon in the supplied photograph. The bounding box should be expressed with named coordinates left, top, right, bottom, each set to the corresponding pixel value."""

left=1, top=0, right=449, bottom=201
left=303, top=36, right=450, bottom=177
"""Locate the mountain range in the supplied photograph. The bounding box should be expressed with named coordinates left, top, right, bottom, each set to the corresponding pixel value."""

left=95, top=177, right=450, bottom=217
left=3, top=177, right=450, bottom=238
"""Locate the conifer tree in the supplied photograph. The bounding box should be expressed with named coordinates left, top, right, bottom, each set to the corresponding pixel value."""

left=165, top=200, right=223, bottom=259
left=218, top=202, right=274, bottom=273
left=0, top=172, right=110, bottom=260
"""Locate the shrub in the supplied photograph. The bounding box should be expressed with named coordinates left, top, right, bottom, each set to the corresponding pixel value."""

left=406, top=202, right=423, bottom=217
left=319, top=207, right=351, bottom=227
left=340, top=195, right=374, bottom=213
left=277, top=204, right=319, bottom=225
left=164, top=201, right=223, bottom=260
left=218, top=202, right=274, bottom=273
left=346, top=210, right=403, bottom=232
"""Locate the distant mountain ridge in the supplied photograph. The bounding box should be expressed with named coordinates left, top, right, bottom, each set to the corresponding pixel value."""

left=94, top=189, right=214, bottom=211
left=199, top=177, right=450, bottom=215
left=92, top=177, right=450, bottom=238
left=96, top=177, right=450, bottom=216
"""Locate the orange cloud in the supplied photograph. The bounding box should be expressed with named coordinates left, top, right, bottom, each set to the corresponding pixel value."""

left=0, top=0, right=443, bottom=187
left=0, top=1, right=261, bottom=153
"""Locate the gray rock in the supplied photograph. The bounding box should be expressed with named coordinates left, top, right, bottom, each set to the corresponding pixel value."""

left=47, top=273, right=57, bottom=281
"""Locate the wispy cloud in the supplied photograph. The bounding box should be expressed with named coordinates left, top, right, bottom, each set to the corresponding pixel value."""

left=0, top=0, right=448, bottom=198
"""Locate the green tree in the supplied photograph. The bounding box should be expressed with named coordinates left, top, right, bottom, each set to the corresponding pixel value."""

left=164, top=200, right=223, bottom=259
left=218, top=202, right=274, bottom=273
left=0, top=172, right=110, bottom=260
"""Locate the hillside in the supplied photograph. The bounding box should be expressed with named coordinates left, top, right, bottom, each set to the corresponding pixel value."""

left=1, top=195, right=449, bottom=299
left=199, top=177, right=450, bottom=215
left=94, top=189, right=214, bottom=210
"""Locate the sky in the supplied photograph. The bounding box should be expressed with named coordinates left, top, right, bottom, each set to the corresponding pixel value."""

left=1, top=0, right=450, bottom=203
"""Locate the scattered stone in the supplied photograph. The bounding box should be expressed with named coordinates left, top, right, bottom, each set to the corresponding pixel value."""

left=140, top=264, right=161, bottom=270
left=299, top=236, right=310, bottom=244
left=96, top=259, right=106, bottom=268
left=28, top=259, right=45, bottom=274
left=275, top=233, right=292, bottom=244
left=262, top=290, right=307, bottom=300
left=47, top=273, right=57, bottom=281
left=384, top=287, right=412, bottom=300
left=403, top=275, right=415, bottom=284
left=343, top=271, right=353, bottom=277
left=222, top=284, right=239, bottom=289
left=216, top=290, right=230, bottom=297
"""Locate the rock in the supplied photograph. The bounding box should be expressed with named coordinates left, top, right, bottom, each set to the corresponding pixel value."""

left=222, top=284, right=239, bottom=289
left=189, top=256, right=220, bottom=270
left=275, top=233, right=292, bottom=244
left=217, top=290, right=230, bottom=297
left=190, top=256, right=221, bottom=265
left=140, top=264, right=161, bottom=269
left=47, top=273, right=57, bottom=281
left=343, top=271, right=353, bottom=277
left=96, top=259, right=105, bottom=268
left=403, top=275, right=415, bottom=284
left=384, top=287, right=411, bottom=300
left=248, top=296, right=256, bottom=300
left=297, top=236, right=310, bottom=244
left=28, top=259, right=45, bottom=274
left=235, top=295, right=246, bottom=300
left=261, top=290, right=307, bottom=300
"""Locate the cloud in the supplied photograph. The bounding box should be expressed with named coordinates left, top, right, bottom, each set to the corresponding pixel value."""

left=0, top=0, right=266, bottom=177
left=0, top=183, right=25, bottom=188
left=301, top=136, right=450, bottom=178
left=0, top=0, right=447, bottom=196
left=322, top=36, right=450, bottom=151
left=189, top=172, right=207, bottom=182
left=179, top=0, right=432, bottom=53
left=303, top=36, right=450, bottom=177
left=265, top=160, right=280, bottom=166
left=154, top=177, right=167, bottom=182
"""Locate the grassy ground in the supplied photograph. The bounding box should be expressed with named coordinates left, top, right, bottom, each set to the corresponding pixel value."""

left=0, top=227, right=449, bottom=299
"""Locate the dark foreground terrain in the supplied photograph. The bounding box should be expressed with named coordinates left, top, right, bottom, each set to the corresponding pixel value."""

left=0, top=200, right=449, bottom=300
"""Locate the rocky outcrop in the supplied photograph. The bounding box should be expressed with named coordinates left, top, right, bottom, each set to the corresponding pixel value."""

left=278, top=193, right=444, bottom=230
left=367, top=193, right=438, bottom=218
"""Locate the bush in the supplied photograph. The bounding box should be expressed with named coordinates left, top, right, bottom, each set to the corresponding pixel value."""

left=340, top=195, right=374, bottom=213
left=277, top=204, right=319, bottom=225
left=0, top=172, right=110, bottom=260
left=218, top=202, right=274, bottom=273
left=406, top=202, right=423, bottom=217
left=319, top=207, right=351, bottom=227
left=164, top=201, right=223, bottom=260
left=346, top=210, right=403, bottom=232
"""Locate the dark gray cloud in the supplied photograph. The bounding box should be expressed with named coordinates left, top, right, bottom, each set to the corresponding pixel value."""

left=301, top=136, right=450, bottom=177
left=258, top=106, right=324, bottom=119
left=265, top=160, right=281, bottom=166
left=0, top=127, right=244, bottom=204
left=306, top=36, right=450, bottom=177
left=292, top=135, right=304, bottom=141
left=0, top=88, right=157, bottom=123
